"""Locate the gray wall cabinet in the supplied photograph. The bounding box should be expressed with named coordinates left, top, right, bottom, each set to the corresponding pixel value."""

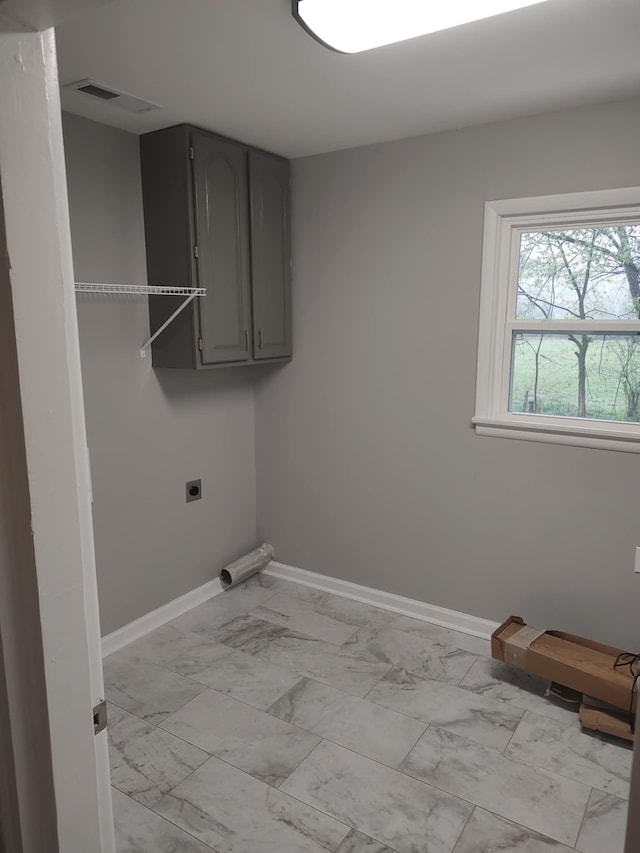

left=140, top=125, right=291, bottom=368
left=249, top=151, right=292, bottom=360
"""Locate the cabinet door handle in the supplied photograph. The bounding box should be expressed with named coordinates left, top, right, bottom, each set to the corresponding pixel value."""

left=258, top=329, right=262, bottom=349
left=244, top=330, right=248, bottom=352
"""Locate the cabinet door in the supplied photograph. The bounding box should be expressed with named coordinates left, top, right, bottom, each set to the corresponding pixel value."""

left=249, top=151, right=292, bottom=360
left=141, top=125, right=199, bottom=369
left=192, top=131, right=251, bottom=364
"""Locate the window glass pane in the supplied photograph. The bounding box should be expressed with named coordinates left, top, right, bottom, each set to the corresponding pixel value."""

left=510, top=332, right=640, bottom=422
left=517, top=225, right=640, bottom=321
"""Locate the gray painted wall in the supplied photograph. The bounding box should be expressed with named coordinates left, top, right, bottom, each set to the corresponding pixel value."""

left=63, top=113, right=257, bottom=635
left=255, top=97, right=640, bottom=651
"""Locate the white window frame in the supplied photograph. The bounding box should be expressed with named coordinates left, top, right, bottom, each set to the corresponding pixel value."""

left=473, top=187, right=640, bottom=453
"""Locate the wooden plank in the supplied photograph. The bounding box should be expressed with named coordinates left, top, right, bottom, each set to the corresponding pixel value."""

left=580, top=702, right=634, bottom=743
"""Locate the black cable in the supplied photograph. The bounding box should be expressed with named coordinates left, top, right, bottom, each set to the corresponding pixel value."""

left=614, top=652, right=639, bottom=731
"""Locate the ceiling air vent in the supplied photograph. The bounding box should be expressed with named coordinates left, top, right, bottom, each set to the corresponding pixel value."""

left=63, top=79, right=161, bottom=114
left=77, top=83, right=119, bottom=101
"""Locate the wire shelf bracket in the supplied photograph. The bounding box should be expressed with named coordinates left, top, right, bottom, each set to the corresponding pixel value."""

left=74, top=283, right=206, bottom=357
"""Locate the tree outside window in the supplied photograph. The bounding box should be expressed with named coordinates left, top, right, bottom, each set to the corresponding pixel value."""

left=512, top=226, right=640, bottom=422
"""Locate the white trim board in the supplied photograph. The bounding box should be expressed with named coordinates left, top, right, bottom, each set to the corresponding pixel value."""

left=101, top=562, right=499, bottom=658
left=101, top=578, right=223, bottom=657
left=264, top=561, right=500, bottom=639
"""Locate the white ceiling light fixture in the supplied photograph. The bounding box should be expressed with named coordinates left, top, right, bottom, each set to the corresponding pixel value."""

left=292, top=0, right=554, bottom=54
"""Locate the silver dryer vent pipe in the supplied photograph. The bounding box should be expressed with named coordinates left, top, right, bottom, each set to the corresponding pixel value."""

left=220, top=543, right=274, bottom=590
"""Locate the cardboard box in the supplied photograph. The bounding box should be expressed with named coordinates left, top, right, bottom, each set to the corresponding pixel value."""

left=548, top=682, right=582, bottom=706
left=492, top=615, right=636, bottom=714
left=580, top=699, right=635, bottom=744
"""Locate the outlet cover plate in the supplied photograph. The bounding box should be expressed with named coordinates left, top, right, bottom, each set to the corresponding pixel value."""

left=186, top=479, right=202, bottom=503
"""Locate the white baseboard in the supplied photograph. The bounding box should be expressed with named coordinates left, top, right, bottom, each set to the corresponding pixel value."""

left=101, top=578, right=223, bottom=658
left=102, top=561, right=499, bottom=658
left=264, top=561, right=500, bottom=640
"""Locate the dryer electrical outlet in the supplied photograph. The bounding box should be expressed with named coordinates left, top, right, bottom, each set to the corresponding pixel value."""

left=186, top=479, right=202, bottom=503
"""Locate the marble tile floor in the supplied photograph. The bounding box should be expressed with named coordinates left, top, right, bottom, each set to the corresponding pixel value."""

left=107, top=573, right=632, bottom=853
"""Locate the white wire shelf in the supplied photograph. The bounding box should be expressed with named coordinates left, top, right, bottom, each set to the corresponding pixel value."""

left=74, top=283, right=206, bottom=296
left=74, top=282, right=206, bottom=357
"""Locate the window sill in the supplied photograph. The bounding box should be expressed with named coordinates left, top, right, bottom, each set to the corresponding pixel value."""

left=472, top=416, right=640, bottom=453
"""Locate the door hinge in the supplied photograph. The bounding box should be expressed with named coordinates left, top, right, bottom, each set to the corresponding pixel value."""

left=93, top=700, right=107, bottom=735
left=189, top=146, right=194, bottom=160
left=193, top=245, right=199, bottom=259
left=198, top=338, right=203, bottom=352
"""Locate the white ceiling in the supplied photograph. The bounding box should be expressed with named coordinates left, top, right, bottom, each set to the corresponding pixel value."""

left=55, top=0, right=640, bottom=159
left=0, top=0, right=109, bottom=31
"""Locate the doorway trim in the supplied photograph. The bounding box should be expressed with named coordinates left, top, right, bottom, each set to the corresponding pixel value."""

left=0, top=27, right=114, bottom=852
